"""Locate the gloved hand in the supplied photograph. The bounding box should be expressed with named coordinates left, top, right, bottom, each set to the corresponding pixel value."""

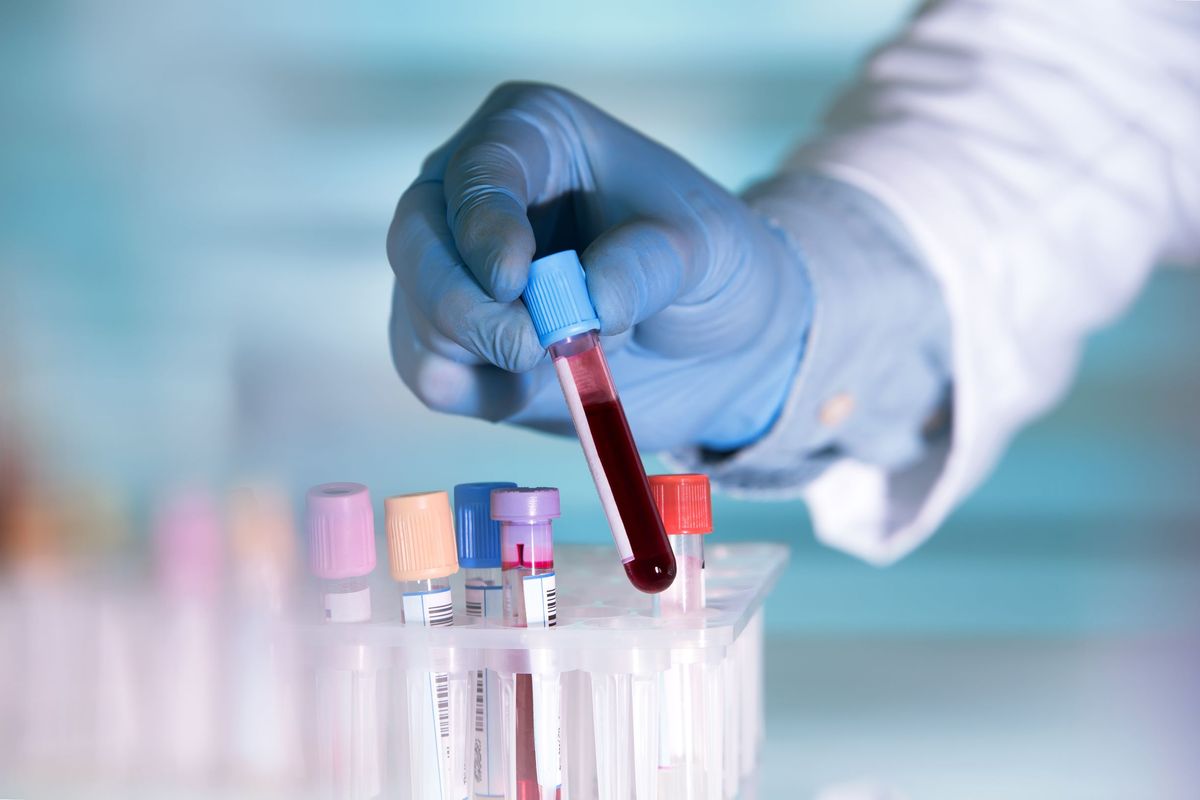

left=387, top=82, right=812, bottom=451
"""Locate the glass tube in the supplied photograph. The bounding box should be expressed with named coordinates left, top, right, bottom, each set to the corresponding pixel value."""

left=548, top=331, right=676, bottom=593
left=495, top=489, right=561, bottom=800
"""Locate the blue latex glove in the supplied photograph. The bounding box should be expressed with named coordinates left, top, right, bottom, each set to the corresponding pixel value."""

left=387, top=83, right=812, bottom=451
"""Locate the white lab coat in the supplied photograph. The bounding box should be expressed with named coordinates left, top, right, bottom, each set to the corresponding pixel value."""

left=703, top=0, right=1200, bottom=563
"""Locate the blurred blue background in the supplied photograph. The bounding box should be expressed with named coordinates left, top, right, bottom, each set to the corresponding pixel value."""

left=3, top=2, right=1197, bottom=795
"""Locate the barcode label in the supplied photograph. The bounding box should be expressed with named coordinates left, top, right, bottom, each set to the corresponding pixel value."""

left=465, top=583, right=503, bottom=619
left=474, top=670, right=486, bottom=734
left=433, top=671, right=450, bottom=739
left=402, top=587, right=453, bottom=628
left=522, top=572, right=556, bottom=628
left=408, top=667, right=454, bottom=800
left=472, top=667, right=503, bottom=795
left=428, top=602, right=452, bottom=628
left=402, top=584, right=455, bottom=782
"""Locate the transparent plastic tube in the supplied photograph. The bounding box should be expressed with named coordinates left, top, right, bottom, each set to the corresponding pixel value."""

left=315, top=574, right=381, bottom=800
left=657, top=534, right=705, bottom=616
left=400, top=576, right=458, bottom=800
left=647, top=473, right=712, bottom=794
left=464, top=566, right=506, bottom=800
left=464, top=567, right=502, bottom=617
left=307, top=482, right=381, bottom=800
left=227, top=486, right=302, bottom=783
left=653, top=536, right=705, bottom=795
left=548, top=331, right=675, bottom=593
left=522, top=251, right=675, bottom=594
left=152, top=490, right=222, bottom=780
left=455, top=481, right=514, bottom=800
left=386, top=490, right=464, bottom=800
left=494, top=488, right=561, bottom=800
left=590, top=673, right=633, bottom=800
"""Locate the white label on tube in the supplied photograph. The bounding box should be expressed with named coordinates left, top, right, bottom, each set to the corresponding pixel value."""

left=532, top=672, right=563, bottom=792
left=323, top=587, right=371, bottom=623
left=405, top=667, right=450, bottom=799
left=555, top=357, right=634, bottom=562
left=402, top=587, right=454, bottom=628
left=473, top=668, right=504, bottom=797
left=402, top=589, right=455, bottom=799
left=465, top=584, right=503, bottom=619
left=521, top=572, right=557, bottom=628
left=463, top=582, right=506, bottom=796
left=466, top=583, right=504, bottom=796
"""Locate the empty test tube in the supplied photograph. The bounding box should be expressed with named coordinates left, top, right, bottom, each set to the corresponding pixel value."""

left=227, top=486, right=302, bottom=783
left=385, top=491, right=464, bottom=800
left=492, top=487, right=562, bottom=800
left=648, top=474, right=713, bottom=616
left=308, top=483, right=376, bottom=624
left=306, top=482, right=381, bottom=799
left=454, top=481, right=517, bottom=800
left=521, top=251, right=676, bottom=594
left=229, top=485, right=297, bottom=615
left=455, top=482, right=517, bottom=621
left=152, top=489, right=224, bottom=780
left=648, top=474, right=714, bottom=797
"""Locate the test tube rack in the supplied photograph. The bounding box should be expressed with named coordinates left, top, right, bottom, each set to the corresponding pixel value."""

left=305, top=541, right=788, bottom=800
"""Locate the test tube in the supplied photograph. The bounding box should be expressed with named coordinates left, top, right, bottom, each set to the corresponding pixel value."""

left=521, top=251, right=675, bottom=594
left=455, top=482, right=517, bottom=620
left=648, top=474, right=713, bottom=797
left=227, top=486, right=302, bottom=784
left=385, top=491, right=463, bottom=800
left=229, top=485, right=297, bottom=616
left=454, top=481, right=517, bottom=800
left=308, top=483, right=376, bottom=624
left=492, top=487, right=561, bottom=800
left=306, top=482, right=381, bottom=799
left=648, top=474, right=712, bottom=616
left=152, top=489, right=223, bottom=782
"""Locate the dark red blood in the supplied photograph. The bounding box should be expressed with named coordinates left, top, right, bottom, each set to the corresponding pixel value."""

left=580, top=398, right=676, bottom=593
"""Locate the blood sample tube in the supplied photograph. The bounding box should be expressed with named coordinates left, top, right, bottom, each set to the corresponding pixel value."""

left=492, top=487, right=561, bottom=800
left=648, top=474, right=713, bottom=616
left=521, top=250, right=675, bottom=594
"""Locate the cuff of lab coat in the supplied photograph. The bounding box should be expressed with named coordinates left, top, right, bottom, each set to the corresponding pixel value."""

left=666, top=172, right=952, bottom=564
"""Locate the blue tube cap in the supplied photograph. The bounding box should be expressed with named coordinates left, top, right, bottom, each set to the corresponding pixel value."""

left=521, top=250, right=601, bottom=348
left=454, top=482, right=518, bottom=568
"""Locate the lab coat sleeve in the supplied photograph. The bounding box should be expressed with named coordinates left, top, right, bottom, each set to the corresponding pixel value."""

left=673, top=0, right=1200, bottom=564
